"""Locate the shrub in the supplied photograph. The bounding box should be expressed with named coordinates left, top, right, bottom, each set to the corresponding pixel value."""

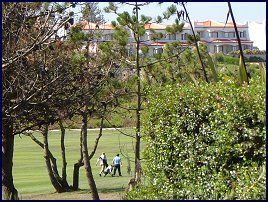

left=213, top=53, right=240, bottom=65
left=248, top=56, right=265, bottom=62
left=213, top=53, right=224, bottom=63
left=230, top=49, right=266, bottom=55
left=223, top=56, right=240, bottom=65
left=124, top=79, right=266, bottom=199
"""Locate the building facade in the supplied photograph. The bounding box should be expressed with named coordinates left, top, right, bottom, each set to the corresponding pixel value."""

left=76, top=20, right=254, bottom=55
left=194, top=20, right=253, bottom=54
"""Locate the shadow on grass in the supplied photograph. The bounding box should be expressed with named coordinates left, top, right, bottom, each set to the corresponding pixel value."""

left=98, top=186, right=125, bottom=193
left=70, top=187, right=124, bottom=194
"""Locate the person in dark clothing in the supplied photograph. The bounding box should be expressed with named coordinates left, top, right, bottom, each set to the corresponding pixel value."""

left=112, top=154, right=122, bottom=177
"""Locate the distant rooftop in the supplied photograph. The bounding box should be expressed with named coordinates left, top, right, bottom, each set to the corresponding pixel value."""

left=77, top=22, right=114, bottom=30
left=194, top=20, right=247, bottom=27
left=75, top=20, right=249, bottom=31
left=76, top=22, right=191, bottom=30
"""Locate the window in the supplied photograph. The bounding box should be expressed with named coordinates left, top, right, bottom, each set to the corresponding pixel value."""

left=228, top=32, right=235, bottom=38
left=197, top=31, right=203, bottom=38
left=211, top=32, right=218, bottom=38
left=240, top=31, right=246, bottom=38
left=127, top=48, right=133, bottom=57
left=153, top=48, right=163, bottom=55
left=140, top=35, right=148, bottom=41
left=242, top=45, right=248, bottom=50
left=181, top=33, right=188, bottom=40
left=104, top=34, right=113, bottom=41
left=168, top=34, right=176, bottom=40
left=214, top=45, right=223, bottom=53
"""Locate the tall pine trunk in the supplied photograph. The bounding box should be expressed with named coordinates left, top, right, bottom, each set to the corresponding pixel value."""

left=59, top=121, right=70, bottom=188
left=81, top=111, right=99, bottom=200
left=134, top=1, right=142, bottom=183
left=73, top=130, right=84, bottom=190
left=42, top=124, right=64, bottom=193
left=27, top=130, right=70, bottom=192
left=2, top=118, right=18, bottom=200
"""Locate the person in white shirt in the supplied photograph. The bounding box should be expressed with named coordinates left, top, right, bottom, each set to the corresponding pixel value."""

left=112, top=154, right=122, bottom=177
left=103, top=165, right=113, bottom=176
left=96, top=152, right=107, bottom=176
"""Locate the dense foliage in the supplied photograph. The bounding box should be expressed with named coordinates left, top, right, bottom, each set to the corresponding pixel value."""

left=230, top=49, right=266, bottom=55
left=213, top=52, right=265, bottom=64
left=213, top=53, right=240, bottom=65
left=125, top=79, right=266, bottom=200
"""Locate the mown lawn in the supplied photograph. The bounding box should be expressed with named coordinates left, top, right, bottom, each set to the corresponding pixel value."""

left=13, top=128, right=145, bottom=200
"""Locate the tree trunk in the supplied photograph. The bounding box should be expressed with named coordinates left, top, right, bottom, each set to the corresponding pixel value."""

left=72, top=159, right=84, bottom=190
left=42, top=124, right=64, bottom=193
left=59, top=121, right=70, bottom=189
left=135, top=159, right=142, bottom=183
left=27, top=132, right=69, bottom=191
left=134, top=1, right=142, bottom=183
left=73, top=129, right=84, bottom=190
left=81, top=111, right=100, bottom=200
left=2, top=118, right=19, bottom=200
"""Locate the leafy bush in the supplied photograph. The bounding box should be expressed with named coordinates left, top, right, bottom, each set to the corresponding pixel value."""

left=223, top=56, right=240, bottom=65
left=230, top=49, right=266, bottom=55
left=213, top=53, right=240, bottom=65
left=213, top=53, right=224, bottom=63
left=248, top=56, right=265, bottom=62
left=125, top=80, right=266, bottom=200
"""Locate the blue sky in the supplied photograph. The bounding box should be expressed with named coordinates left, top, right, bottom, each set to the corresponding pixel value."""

left=96, top=2, right=266, bottom=24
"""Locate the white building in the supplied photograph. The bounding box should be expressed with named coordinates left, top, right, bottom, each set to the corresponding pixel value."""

left=194, top=20, right=253, bottom=54
left=76, top=20, right=254, bottom=55
left=248, top=20, right=266, bottom=50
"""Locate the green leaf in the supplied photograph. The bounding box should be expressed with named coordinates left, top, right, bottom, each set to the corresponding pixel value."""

left=188, top=73, right=199, bottom=86
left=140, top=15, right=152, bottom=24
left=156, top=16, right=163, bottom=23
left=207, top=53, right=219, bottom=82
left=141, top=46, right=149, bottom=54
left=238, top=55, right=249, bottom=85
left=163, top=4, right=177, bottom=19
left=260, top=62, right=266, bottom=84
left=138, top=26, right=146, bottom=36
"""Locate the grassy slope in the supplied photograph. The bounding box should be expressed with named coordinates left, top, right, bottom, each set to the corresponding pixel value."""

left=13, top=128, right=145, bottom=200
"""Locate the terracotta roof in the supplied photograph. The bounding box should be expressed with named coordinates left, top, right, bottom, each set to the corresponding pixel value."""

left=195, top=20, right=247, bottom=28
left=78, top=22, right=190, bottom=30
left=144, top=23, right=168, bottom=29
left=149, top=42, right=166, bottom=46
left=144, top=23, right=191, bottom=30
left=77, top=22, right=114, bottom=30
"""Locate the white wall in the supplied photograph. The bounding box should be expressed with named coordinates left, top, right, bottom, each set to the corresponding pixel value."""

left=248, top=20, right=266, bottom=50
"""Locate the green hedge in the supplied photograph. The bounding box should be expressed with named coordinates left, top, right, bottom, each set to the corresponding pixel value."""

left=230, top=49, right=266, bottom=55
left=213, top=53, right=240, bottom=65
left=125, top=79, right=266, bottom=200
left=248, top=56, right=265, bottom=62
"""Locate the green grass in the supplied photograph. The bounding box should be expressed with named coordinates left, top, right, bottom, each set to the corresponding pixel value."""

left=13, top=128, right=145, bottom=199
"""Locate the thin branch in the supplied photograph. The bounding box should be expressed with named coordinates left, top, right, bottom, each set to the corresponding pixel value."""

left=139, top=48, right=187, bottom=68
left=180, top=2, right=208, bottom=83
left=88, top=106, right=106, bottom=159
left=2, top=15, right=70, bottom=69
left=227, top=2, right=249, bottom=85
left=104, top=117, right=135, bottom=138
